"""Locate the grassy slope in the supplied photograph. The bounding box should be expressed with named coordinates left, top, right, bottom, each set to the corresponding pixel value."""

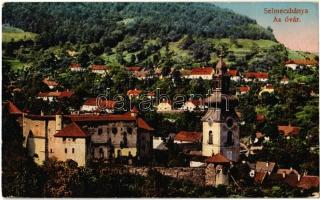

left=2, top=25, right=38, bottom=43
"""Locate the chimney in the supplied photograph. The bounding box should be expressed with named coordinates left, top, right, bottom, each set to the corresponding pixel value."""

left=282, top=172, right=286, bottom=178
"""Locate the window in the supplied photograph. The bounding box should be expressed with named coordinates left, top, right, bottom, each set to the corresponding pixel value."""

left=50, top=149, right=53, bottom=153
left=226, top=131, right=233, bottom=146
left=208, top=131, right=213, bottom=144
left=112, top=127, right=117, bottom=134
left=99, top=148, right=104, bottom=158
left=72, top=148, right=75, bottom=154
left=98, top=128, right=103, bottom=135
left=127, top=127, right=133, bottom=134
left=63, top=137, right=66, bottom=142
left=73, top=138, right=76, bottom=142
left=65, top=148, right=67, bottom=154
left=226, top=118, right=233, bottom=128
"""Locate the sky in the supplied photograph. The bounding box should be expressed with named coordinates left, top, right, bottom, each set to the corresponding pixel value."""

left=215, top=2, right=319, bottom=53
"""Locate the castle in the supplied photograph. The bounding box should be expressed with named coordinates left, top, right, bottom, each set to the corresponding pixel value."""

left=20, top=108, right=153, bottom=166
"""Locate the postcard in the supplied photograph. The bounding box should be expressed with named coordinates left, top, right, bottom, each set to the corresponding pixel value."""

left=2, top=1, right=319, bottom=198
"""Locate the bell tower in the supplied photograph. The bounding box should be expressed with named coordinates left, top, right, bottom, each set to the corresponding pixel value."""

left=202, top=56, right=240, bottom=162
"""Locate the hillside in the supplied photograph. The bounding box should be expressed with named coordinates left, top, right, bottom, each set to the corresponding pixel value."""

left=3, top=3, right=275, bottom=46
left=2, top=25, right=38, bottom=43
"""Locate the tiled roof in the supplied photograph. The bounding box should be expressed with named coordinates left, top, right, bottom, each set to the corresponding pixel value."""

left=42, top=78, right=59, bottom=87
left=240, top=86, right=250, bottom=92
left=70, top=63, right=81, bottom=68
left=147, top=91, right=155, bottom=97
left=190, top=67, right=214, bottom=75
left=127, top=89, right=142, bottom=96
left=256, top=161, right=276, bottom=173
left=68, top=113, right=136, bottom=122
left=255, top=171, right=268, bottom=184
left=285, top=59, right=317, bottom=65
left=206, top=153, right=230, bottom=163
left=54, top=122, right=89, bottom=138
left=228, top=69, right=238, bottom=76
left=278, top=125, right=301, bottom=137
left=174, top=131, right=202, bottom=143
left=245, top=72, right=269, bottom=79
left=91, top=64, right=110, bottom=71
left=83, top=98, right=116, bottom=109
left=297, top=176, right=319, bottom=190
left=126, top=66, right=142, bottom=72
left=38, top=90, right=74, bottom=98
left=6, top=101, right=22, bottom=114
left=137, top=117, right=154, bottom=131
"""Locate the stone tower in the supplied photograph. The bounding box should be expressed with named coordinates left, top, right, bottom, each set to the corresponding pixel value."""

left=202, top=56, right=240, bottom=162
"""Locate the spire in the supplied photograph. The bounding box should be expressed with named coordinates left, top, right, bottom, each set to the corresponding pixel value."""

left=215, top=54, right=227, bottom=76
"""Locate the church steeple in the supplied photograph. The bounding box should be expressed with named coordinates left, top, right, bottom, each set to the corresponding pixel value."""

left=213, top=54, right=230, bottom=94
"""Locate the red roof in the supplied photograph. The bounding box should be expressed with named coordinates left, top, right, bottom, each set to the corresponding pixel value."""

left=255, top=171, right=268, bottom=184
left=6, top=101, right=22, bottom=114
left=38, top=90, right=74, bottom=98
left=206, top=153, right=230, bottom=163
left=54, top=122, right=89, bottom=138
left=83, top=98, right=116, bottom=109
left=131, top=106, right=138, bottom=113
left=228, top=69, right=238, bottom=76
left=147, top=91, right=155, bottom=97
left=245, top=72, right=269, bottom=79
left=42, top=78, right=59, bottom=87
left=240, top=86, right=250, bottom=92
left=91, top=64, right=110, bottom=71
left=126, top=66, right=142, bottom=72
left=70, top=63, right=81, bottom=68
left=297, top=176, right=319, bottom=190
left=285, top=59, right=317, bottom=65
left=127, top=89, right=142, bottom=96
left=190, top=67, right=213, bottom=75
left=174, top=131, right=202, bottom=143
left=278, top=125, right=301, bottom=137
left=137, top=117, right=154, bottom=131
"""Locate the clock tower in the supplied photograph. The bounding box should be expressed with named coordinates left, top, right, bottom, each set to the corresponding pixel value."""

left=202, top=56, right=240, bottom=162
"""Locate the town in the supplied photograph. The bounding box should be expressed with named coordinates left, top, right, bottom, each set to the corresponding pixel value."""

left=2, top=2, right=319, bottom=198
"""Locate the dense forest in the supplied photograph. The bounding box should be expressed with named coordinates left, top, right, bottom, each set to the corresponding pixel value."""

left=3, top=2, right=275, bottom=47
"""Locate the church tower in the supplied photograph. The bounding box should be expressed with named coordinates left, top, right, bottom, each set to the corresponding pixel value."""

left=202, top=56, right=240, bottom=162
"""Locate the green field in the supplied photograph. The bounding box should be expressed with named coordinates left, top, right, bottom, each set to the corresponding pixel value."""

left=3, top=56, right=29, bottom=72
left=2, top=25, right=38, bottom=43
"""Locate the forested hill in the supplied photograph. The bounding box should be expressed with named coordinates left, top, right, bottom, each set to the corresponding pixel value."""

left=3, top=3, right=276, bottom=47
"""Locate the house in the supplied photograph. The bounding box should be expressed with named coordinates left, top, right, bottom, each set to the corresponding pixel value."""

left=37, top=90, right=74, bottom=102
left=251, top=161, right=276, bottom=184
left=21, top=109, right=154, bottom=166
left=228, top=69, right=240, bottom=82
left=181, top=100, right=202, bottom=111
left=81, top=98, right=116, bottom=113
left=174, top=131, right=202, bottom=144
left=188, top=67, right=214, bottom=80
left=133, top=68, right=151, bottom=80
left=69, top=63, right=84, bottom=72
left=244, top=72, right=269, bottom=82
left=238, top=86, right=250, bottom=95
left=285, top=59, right=318, bottom=70
left=259, top=84, right=274, bottom=96
left=206, top=153, right=230, bottom=186
left=297, top=175, right=319, bottom=190
left=90, top=64, right=110, bottom=75
left=147, top=91, right=155, bottom=99
left=280, top=76, right=289, bottom=84
left=180, top=68, right=192, bottom=79
left=126, top=66, right=142, bottom=72
left=127, top=88, right=142, bottom=99
left=278, top=125, right=301, bottom=138
left=42, top=78, right=59, bottom=89
left=156, top=100, right=172, bottom=112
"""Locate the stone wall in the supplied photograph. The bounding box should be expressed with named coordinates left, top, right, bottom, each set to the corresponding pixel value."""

left=102, top=165, right=222, bottom=186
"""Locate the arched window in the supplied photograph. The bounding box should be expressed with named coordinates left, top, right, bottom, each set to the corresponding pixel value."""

left=226, top=131, right=233, bottom=146
left=99, top=148, right=104, bottom=159
left=208, top=131, right=213, bottom=144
